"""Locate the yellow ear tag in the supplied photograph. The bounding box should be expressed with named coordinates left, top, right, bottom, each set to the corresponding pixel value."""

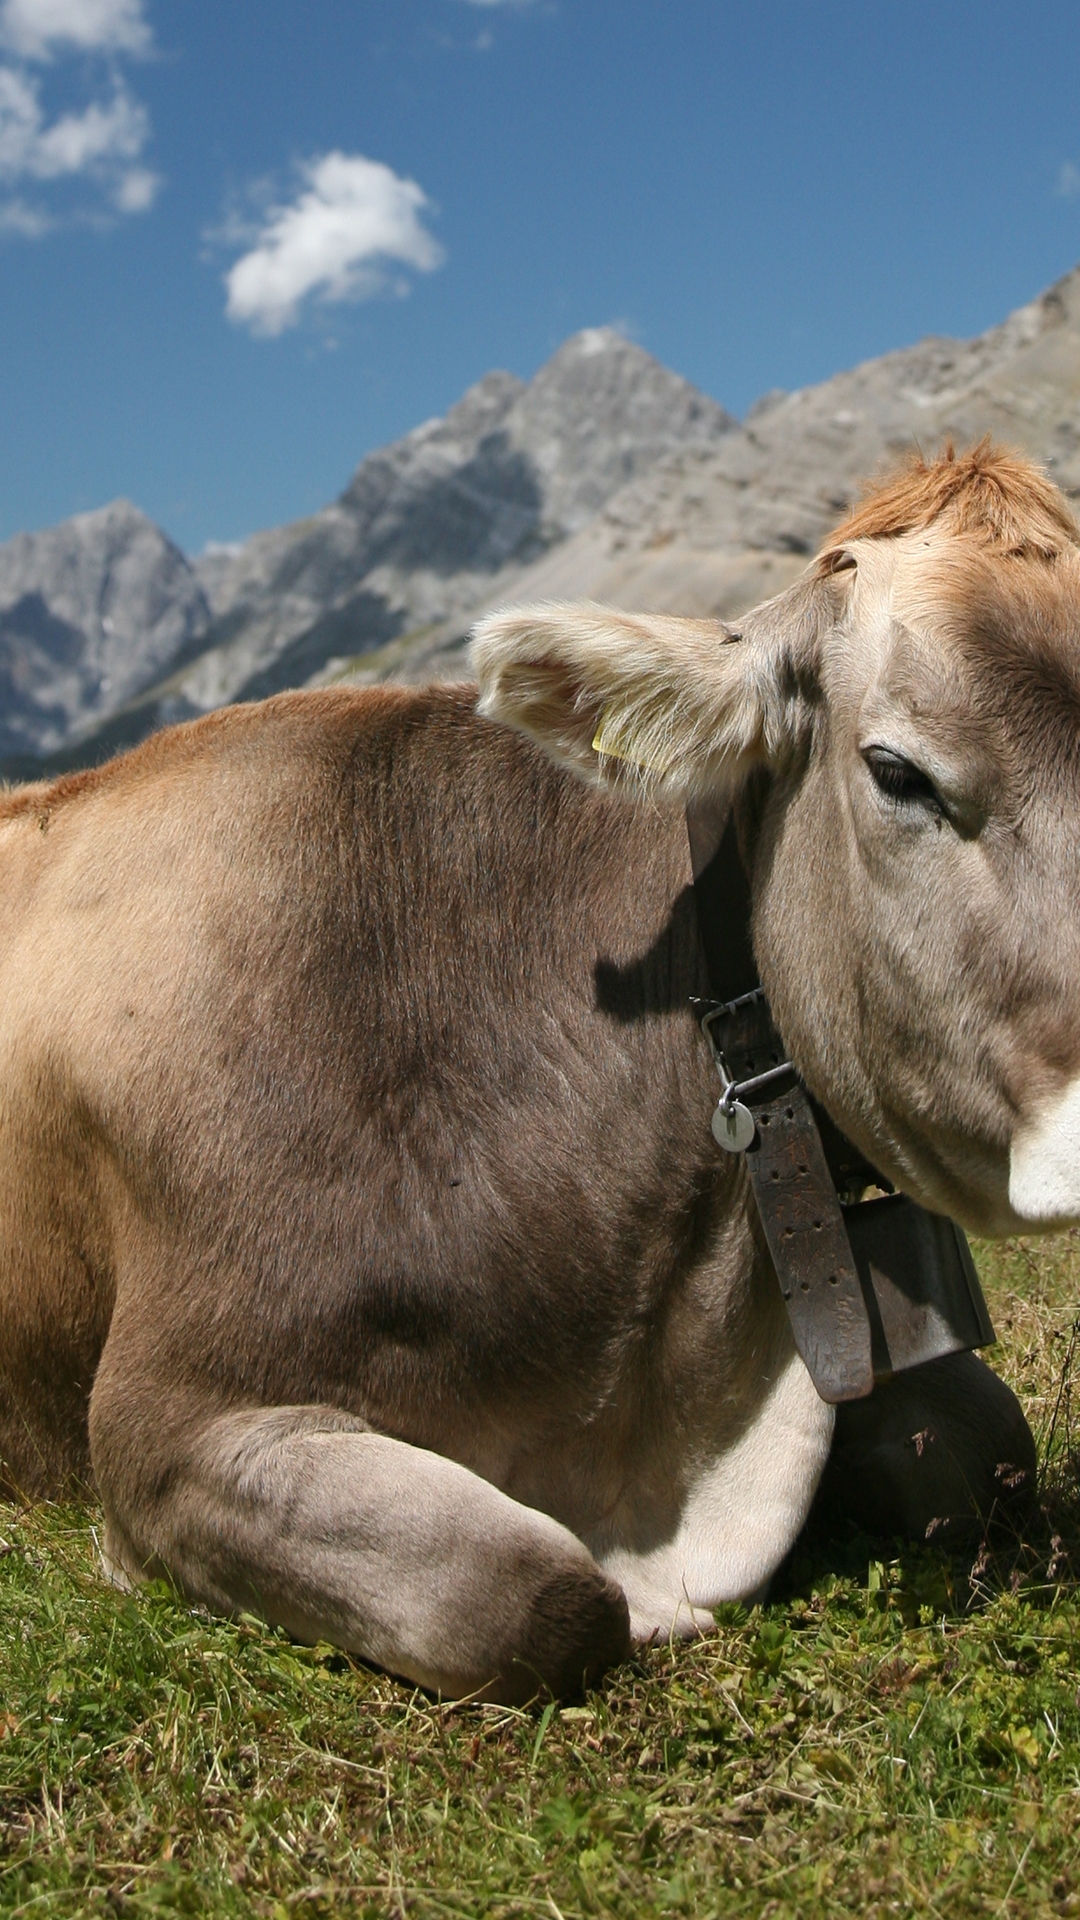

left=591, top=703, right=676, bottom=774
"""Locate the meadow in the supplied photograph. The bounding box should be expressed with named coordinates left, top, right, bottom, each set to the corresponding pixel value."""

left=1, top=1233, right=1078, bottom=1919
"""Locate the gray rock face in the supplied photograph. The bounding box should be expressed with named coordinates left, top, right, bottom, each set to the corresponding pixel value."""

left=0, top=502, right=209, bottom=762
left=385, top=262, right=1080, bottom=685
left=0, top=328, right=732, bottom=769
left=9, top=266, right=1080, bottom=773
left=583, top=268, right=1080, bottom=564
left=495, top=327, right=736, bottom=540
left=175, top=329, right=736, bottom=718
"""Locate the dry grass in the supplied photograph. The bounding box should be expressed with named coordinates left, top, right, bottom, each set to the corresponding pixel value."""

left=1, top=1235, right=1079, bottom=1918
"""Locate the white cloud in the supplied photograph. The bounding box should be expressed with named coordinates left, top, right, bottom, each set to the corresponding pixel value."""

left=0, top=62, right=36, bottom=170
left=0, top=63, right=156, bottom=210
left=0, top=189, right=47, bottom=229
left=28, top=86, right=145, bottom=174
left=0, top=0, right=150, bottom=59
left=223, top=151, right=444, bottom=337
left=1057, top=160, right=1080, bottom=200
left=112, top=157, right=152, bottom=208
left=0, top=0, right=156, bottom=230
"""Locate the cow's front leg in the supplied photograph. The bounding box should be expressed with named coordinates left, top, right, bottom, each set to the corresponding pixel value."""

left=90, top=1387, right=631, bottom=1703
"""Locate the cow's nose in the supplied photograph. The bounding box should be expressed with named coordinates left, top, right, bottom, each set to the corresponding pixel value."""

left=1008, top=1074, right=1080, bottom=1224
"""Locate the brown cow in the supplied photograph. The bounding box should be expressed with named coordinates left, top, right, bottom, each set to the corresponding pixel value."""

left=0, top=444, right=1056, bottom=1703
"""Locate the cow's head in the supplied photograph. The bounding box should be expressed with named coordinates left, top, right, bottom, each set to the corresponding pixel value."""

left=472, top=443, right=1080, bottom=1239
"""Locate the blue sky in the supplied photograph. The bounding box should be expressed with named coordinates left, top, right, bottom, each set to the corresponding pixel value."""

left=3, top=0, right=1080, bottom=553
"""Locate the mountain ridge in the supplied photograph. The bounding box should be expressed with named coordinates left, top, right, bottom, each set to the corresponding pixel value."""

left=373, top=263, right=1080, bottom=687
left=5, top=267, right=1080, bottom=776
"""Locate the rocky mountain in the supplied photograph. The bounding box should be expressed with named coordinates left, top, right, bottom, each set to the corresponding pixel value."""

left=169, top=327, right=735, bottom=719
left=6, top=263, right=1080, bottom=776
left=0, top=502, right=209, bottom=762
left=0, top=328, right=735, bottom=773
left=379, top=261, right=1080, bottom=684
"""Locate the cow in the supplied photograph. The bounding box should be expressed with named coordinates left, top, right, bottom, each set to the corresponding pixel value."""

left=0, top=444, right=1061, bottom=1704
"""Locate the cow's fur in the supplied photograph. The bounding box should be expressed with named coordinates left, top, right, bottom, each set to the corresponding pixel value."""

left=0, top=690, right=833, bottom=1697
left=0, top=444, right=1060, bottom=1702
left=820, top=437, right=1079, bottom=559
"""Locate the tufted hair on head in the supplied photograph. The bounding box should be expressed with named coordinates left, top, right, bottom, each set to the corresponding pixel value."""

left=818, top=439, right=1080, bottom=567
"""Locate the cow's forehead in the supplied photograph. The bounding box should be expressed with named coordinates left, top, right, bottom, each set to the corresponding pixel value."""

left=831, top=531, right=1080, bottom=766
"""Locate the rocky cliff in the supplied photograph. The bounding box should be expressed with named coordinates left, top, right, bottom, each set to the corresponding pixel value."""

left=170, top=326, right=736, bottom=720
left=6, top=264, right=1080, bottom=776
left=0, top=502, right=209, bottom=762
left=375, top=262, right=1080, bottom=685
left=0, top=328, right=734, bottom=772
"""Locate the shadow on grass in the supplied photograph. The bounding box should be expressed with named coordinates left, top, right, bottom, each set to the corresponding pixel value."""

left=776, top=1307, right=1080, bottom=1625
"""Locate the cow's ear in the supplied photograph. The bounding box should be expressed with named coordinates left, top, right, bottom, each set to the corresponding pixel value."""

left=471, top=600, right=809, bottom=801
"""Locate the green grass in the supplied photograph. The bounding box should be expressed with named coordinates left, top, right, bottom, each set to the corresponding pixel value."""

left=2, top=1237, right=1079, bottom=1918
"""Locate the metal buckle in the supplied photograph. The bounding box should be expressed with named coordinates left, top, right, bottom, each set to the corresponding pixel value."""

left=699, top=994, right=796, bottom=1145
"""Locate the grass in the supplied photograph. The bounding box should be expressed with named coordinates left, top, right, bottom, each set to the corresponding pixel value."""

left=1, top=1236, right=1079, bottom=1918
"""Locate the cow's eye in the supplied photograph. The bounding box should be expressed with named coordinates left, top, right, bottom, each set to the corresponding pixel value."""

left=863, top=746, right=941, bottom=810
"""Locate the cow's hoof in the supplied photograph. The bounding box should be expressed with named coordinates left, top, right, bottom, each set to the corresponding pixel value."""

left=813, top=1351, right=1038, bottom=1544
left=478, top=1565, right=633, bottom=1706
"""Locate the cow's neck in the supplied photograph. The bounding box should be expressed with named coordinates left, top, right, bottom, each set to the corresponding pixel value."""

left=685, top=799, right=994, bottom=1406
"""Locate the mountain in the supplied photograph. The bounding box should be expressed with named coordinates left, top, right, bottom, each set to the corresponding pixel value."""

left=6, top=265, right=1080, bottom=777
left=0, top=328, right=735, bottom=773
left=373, top=263, right=1080, bottom=684
left=164, top=327, right=736, bottom=722
left=0, top=502, right=209, bottom=763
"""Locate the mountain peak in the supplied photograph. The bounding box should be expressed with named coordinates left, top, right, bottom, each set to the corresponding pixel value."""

left=507, top=327, right=736, bottom=537
left=322, top=327, right=732, bottom=573
left=9, top=263, right=1080, bottom=776
left=548, top=325, right=646, bottom=362
left=0, top=497, right=208, bottom=763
